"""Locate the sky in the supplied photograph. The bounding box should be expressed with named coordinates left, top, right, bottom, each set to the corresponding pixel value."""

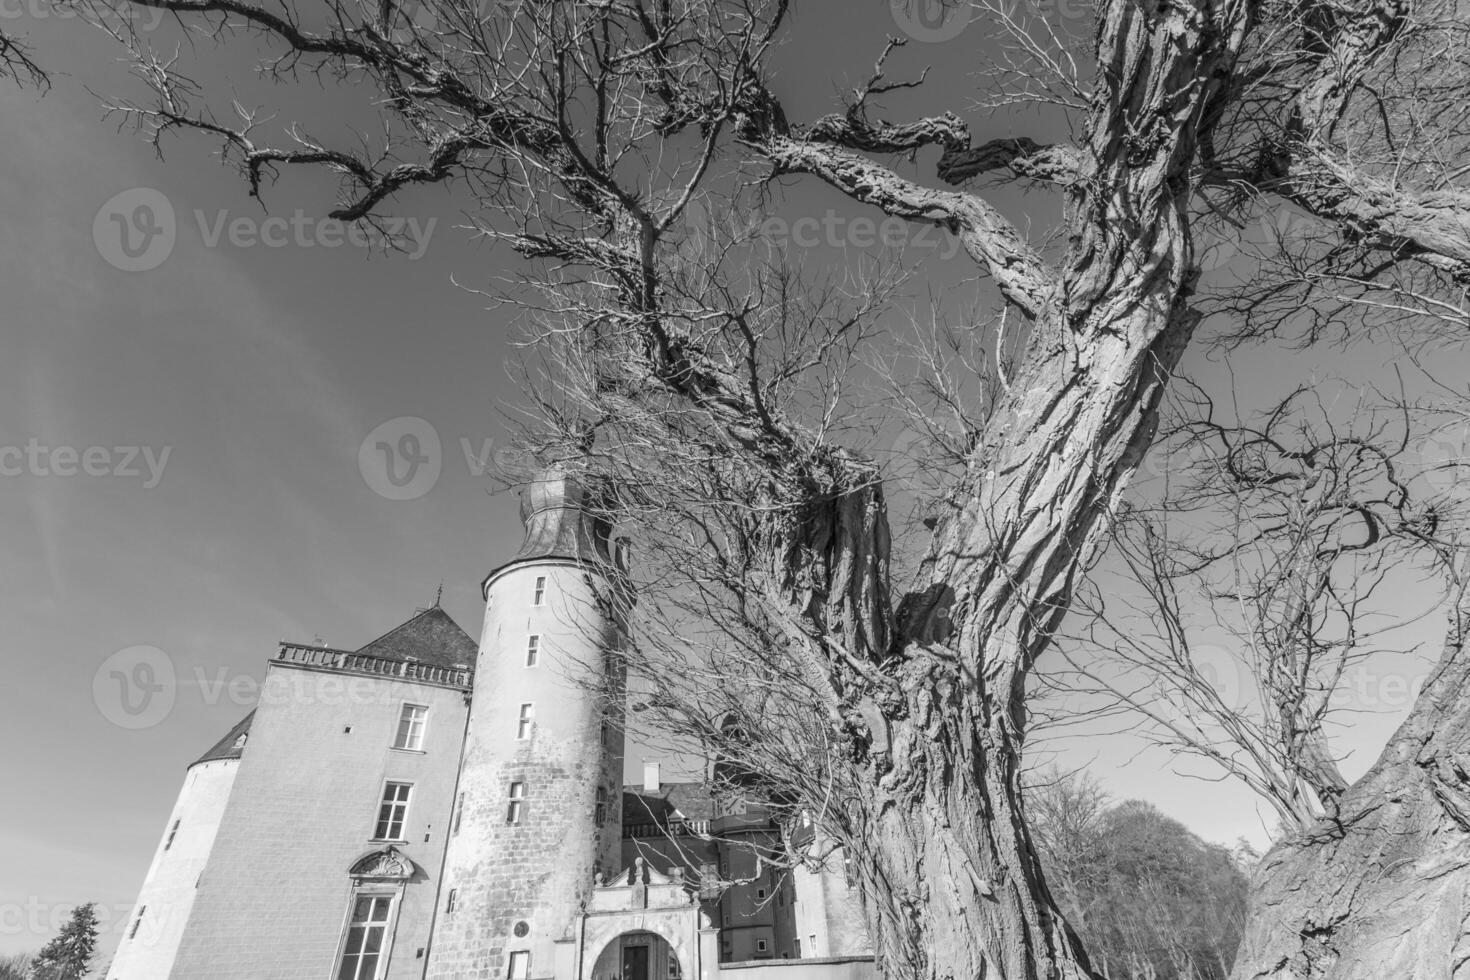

left=0, top=0, right=1458, bottom=971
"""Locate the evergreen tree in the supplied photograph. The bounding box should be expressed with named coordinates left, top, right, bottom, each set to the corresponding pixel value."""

left=28, top=904, right=97, bottom=980
left=0, top=953, right=34, bottom=980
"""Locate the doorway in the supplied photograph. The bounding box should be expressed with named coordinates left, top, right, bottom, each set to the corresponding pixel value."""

left=622, top=943, right=649, bottom=980
left=590, top=931, right=679, bottom=980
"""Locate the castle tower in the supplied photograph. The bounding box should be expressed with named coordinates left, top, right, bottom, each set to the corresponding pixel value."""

left=106, top=712, right=250, bottom=980
left=428, top=472, right=628, bottom=980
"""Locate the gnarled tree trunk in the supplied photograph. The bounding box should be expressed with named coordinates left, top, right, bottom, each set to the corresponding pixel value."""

left=1232, top=602, right=1470, bottom=979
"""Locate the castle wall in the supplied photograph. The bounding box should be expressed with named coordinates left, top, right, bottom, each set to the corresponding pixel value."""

left=428, top=560, right=625, bottom=980
left=168, top=664, right=468, bottom=979
left=715, top=831, right=778, bottom=964
left=105, top=757, right=239, bottom=980
left=718, top=956, right=878, bottom=980
left=791, top=849, right=870, bottom=960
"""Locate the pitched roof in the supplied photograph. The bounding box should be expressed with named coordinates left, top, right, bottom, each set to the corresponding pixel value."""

left=622, top=782, right=719, bottom=825
left=352, top=605, right=478, bottom=671
left=192, top=710, right=254, bottom=767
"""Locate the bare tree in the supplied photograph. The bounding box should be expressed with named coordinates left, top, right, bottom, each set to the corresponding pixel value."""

left=1054, top=384, right=1446, bottom=831
left=1045, top=374, right=1470, bottom=978
left=0, top=27, right=47, bottom=87
left=63, top=0, right=1470, bottom=976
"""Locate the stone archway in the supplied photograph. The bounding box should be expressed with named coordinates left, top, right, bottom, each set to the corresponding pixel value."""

left=576, top=858, right=712, bottom=980
left=588, top=931, right=681, bottom=980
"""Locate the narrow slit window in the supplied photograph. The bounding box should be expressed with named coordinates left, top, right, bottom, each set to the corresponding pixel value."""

left=532, top=576, right=547, bottom=606
left=129, top=907, right=146, bottom=940
left=525, top=635, right=540, bottom=667
left=507, top=781, right=526, bottom=825
left=164, top=819, right=180, bottom=851
left=516, top=703, right=534, bottom=740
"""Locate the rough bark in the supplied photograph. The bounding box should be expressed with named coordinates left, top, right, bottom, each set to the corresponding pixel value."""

left=87, top=0, right=1470, bottom=976
left=770, top=4, right=1261, bottom=978
left=1231, top=599, right=1470, bottom=980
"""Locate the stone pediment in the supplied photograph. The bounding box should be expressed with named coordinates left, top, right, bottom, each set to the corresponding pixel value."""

left=348, top=846, right=418, bottom=881
left=589, top=856, right=696, bottom=912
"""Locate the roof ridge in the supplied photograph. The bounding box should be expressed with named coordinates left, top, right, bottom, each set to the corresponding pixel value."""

left=353, top=605, right=468, bottom=654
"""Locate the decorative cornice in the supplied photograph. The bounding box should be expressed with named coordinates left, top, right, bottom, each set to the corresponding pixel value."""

left=348, top=846, right=417, bottom=881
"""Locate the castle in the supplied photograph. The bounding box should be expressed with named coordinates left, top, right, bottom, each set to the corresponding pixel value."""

left=107, top=473, right=872, bottom=980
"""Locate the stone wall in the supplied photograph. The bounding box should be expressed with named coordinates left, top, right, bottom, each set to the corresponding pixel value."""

left=791, top=848, right=870, bottom=960
left=168, top=665, right=467, bottom=979
left=427, top=560, right=625, bottom=980
left=106, top=757, right=239, bottom=980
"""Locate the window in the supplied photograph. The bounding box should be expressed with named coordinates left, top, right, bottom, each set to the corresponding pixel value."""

left=507, top=781, right=526, bottom=825
left=756, top=887, right=767, bottom=900
left=516, top=703, right=534, bottom=740
left=394, top=704, right=428, bottom=750
left=532, top=576, right=547, bottom=606
left=600, top=722, right=609, bottom=747
left=507, top=951, right=531, bottom=980
left=452, top=793, right=465, bottom=835
left=374, top=782, right=412, bottom=840
left=164, top=819, right=180, bottom=851
left=336, top=893, right=393, bottom=980
left=756, top=940, right=768, bottom=954
left=669, top=955, right=682, bottom=980
left=525, top=635, right=540, bottom=667
left=128, top=907, right=145, bottom=940
left=445, top=889, right=458, bottom=913
left=595, top=786, right=607, bottom=826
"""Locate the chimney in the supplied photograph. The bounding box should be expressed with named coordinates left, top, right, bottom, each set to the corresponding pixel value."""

left=643, top=760, right=661, bottom=793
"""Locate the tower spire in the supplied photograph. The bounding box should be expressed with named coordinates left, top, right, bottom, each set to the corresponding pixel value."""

left=428, top=468, right=628, bottom=980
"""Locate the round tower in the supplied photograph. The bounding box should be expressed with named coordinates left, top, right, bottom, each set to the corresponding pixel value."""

left=106, top=713, right=250, bottom=980
left=428, top=472, right=628, bottom=980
